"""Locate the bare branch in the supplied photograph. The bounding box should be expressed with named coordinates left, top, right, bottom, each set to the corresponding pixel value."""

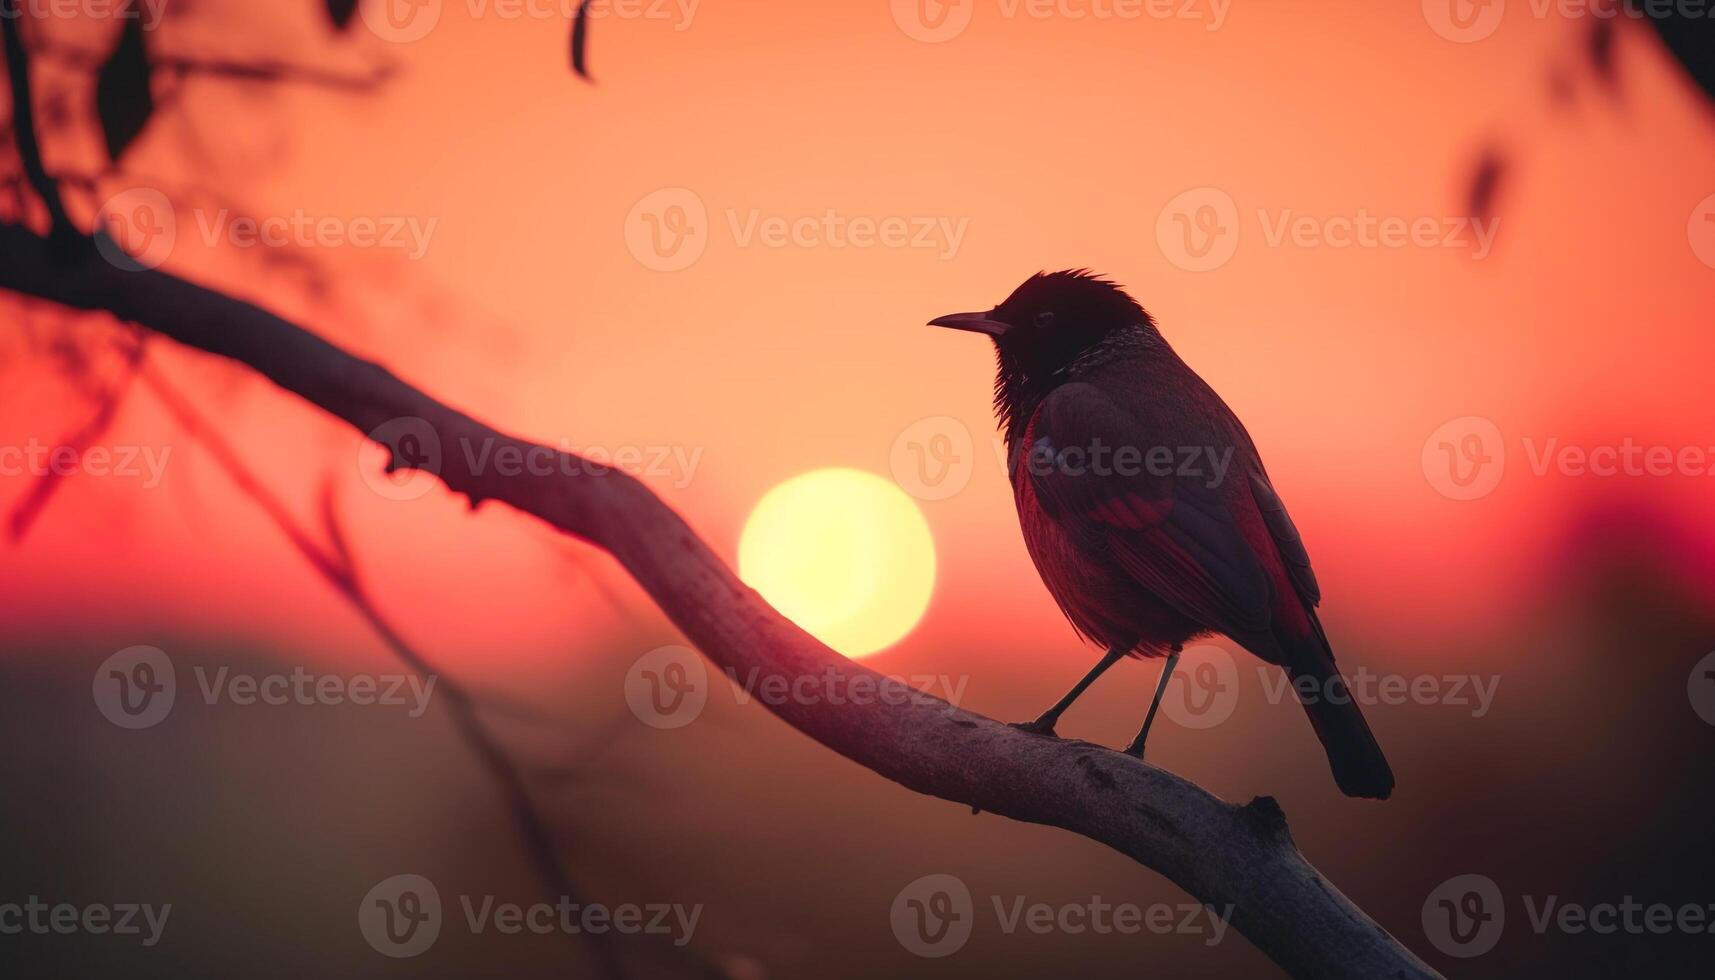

left=1, top=0, right=74, bottom=240
left=27, top=36, right=395, bottom=93
left=5, top=328, right=145, bottom=541
left=0, top=222, right=1442, bottom=979
left=132, top=359, right=647, bottom=979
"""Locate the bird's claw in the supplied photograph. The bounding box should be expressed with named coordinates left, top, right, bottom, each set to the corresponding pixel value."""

left=1009, top=718, right=1059, bottom=738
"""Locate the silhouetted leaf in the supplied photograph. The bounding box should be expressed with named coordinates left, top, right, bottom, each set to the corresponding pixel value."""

left=326, top=0, right=360, bottom=30
left=94, top=7, right=154, bottom=162
left=571, top=0, right=592, bottom=80
left=1467, top=150, right=1505, bottom=223
left=1588, top=18, right=1616, bottom=89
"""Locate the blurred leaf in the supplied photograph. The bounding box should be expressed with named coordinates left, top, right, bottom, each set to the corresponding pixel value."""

left=571, top=0, right=592, bottom=80
left=1467, top=149, right=1504, bottom=223
left=1588, top=18, right=1616, bottom=89
left=94, top=6, right=155, bottom=162
left=326, top=0, right=360, bottom=30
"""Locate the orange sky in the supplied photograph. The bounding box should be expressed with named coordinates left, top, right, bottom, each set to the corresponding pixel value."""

left=4, top=0, right=1715, bottom=678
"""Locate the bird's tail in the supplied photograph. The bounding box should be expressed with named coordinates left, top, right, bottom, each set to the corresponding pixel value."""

left=1286, top=625, right=1394, bottom=800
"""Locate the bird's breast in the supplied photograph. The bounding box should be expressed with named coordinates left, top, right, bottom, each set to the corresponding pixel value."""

left=1009, top=446, right=1196, bottom=656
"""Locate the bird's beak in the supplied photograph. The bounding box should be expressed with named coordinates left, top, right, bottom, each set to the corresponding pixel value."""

left=928, top=311, right=1009, bottom=337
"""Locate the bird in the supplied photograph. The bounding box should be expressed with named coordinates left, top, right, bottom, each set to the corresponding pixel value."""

left=929, top=270, right=1394, bottom=799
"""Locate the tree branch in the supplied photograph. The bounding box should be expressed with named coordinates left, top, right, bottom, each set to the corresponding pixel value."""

left=25, top=36, right=395, bottom=93
left=0, top=222, right=1441, bottom=979
left=1, top=0, right=74, bottom=240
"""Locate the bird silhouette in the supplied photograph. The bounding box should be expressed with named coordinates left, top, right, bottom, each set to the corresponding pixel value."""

left=931, top=270, right=1394, bottom=799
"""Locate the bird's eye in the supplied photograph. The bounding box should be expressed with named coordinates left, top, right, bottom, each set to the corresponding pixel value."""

left=1034, top=310, right=1056, bottom=329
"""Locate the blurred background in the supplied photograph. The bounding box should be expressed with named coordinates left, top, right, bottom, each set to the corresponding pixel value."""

left=3, top=0, right=1715, bottom=976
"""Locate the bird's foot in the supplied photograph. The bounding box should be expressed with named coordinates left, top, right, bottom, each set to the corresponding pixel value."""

left=1009, top=717, right=1060, bottom=738
left=1122, top=738, right=1147, bottom=759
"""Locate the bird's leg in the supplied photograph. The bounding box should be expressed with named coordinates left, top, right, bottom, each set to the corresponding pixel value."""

left=1012, top=645, right=1128, bottom=737
left=1123, top=645, right=1182, bottom=758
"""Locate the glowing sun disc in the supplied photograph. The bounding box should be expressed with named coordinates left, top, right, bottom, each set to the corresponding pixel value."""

left=738, top=469, right=936, bottom=658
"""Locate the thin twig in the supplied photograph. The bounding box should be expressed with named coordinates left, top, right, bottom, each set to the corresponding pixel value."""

left=1, top=0, right=75, bottom=240
left=135, top=358, right=630, bottom=980
left=6, top=329, right=145, bottom=542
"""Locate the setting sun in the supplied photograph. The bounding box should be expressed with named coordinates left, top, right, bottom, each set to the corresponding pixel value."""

left=737, top=469, right=936, bottom=658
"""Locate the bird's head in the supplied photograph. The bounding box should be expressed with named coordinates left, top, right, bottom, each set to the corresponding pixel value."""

left=930, top=270, right=1156, bottom=434
left=929, top=269, right=1152, bottom=372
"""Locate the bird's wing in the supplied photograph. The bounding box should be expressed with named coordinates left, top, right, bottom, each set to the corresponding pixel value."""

left=1024, top=382, right=1273, bottom=636
left=1250, top=470, right=1321, bottom=606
